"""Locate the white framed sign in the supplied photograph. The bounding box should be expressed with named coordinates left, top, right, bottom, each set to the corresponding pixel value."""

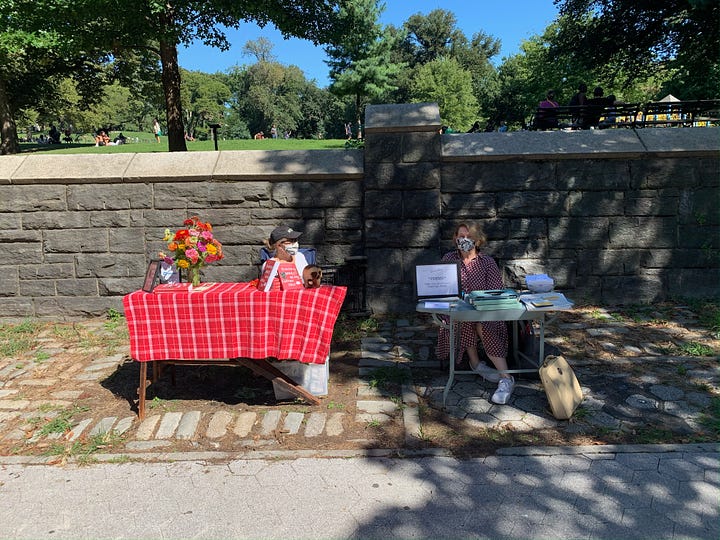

left=414, top=262, right=461, bottom=300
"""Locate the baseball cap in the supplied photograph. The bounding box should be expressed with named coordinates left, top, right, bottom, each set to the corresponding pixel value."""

left=270, top=225, right=302, bottom=244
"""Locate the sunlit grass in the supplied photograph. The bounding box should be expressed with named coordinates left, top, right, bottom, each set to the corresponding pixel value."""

left=20, top=137, right=352, bottom=155
left=0, top=319, right=41, bottom=357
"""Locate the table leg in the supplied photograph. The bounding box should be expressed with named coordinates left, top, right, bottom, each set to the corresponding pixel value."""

left=443, top=320, right=457, bottom=407
left=234, top=358, right=321, bottom=405
left=138, top=362, right=147, bottom=420
left=538, top=314, right=546, bottom=366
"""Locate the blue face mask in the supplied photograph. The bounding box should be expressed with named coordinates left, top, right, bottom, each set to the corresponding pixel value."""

left=456, top=237, right=475, bottom=252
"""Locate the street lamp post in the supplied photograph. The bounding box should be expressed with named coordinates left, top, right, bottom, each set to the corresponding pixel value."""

left=209, top=123, right=221, bottom=151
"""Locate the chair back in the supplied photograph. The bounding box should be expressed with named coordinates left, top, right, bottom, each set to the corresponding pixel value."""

left=260, top=246, right=316, bottom=264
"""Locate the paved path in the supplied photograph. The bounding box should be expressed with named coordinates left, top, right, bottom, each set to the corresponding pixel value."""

left=0, top=444, right=717, bottom=539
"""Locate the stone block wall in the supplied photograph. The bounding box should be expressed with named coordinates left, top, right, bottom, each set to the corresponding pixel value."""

left=0, top=150, right=364, bottom=318
left=363, top=104, right=719, bottom=312
left=0, top=103, right=718, bottom=318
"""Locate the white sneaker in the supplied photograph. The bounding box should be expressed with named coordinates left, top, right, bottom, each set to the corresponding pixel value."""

left=472, top=361, right=501, bottom=383
left=491, top=376, right=515, bottom=405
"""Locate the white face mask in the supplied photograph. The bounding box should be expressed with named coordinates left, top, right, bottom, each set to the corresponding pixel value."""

left=284, top=242, right=299, bottom=256
left=456, top=237, right=475, bottom=252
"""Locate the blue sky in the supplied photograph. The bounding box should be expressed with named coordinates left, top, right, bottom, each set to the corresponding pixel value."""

left=178, top=1, right=560, bottom=87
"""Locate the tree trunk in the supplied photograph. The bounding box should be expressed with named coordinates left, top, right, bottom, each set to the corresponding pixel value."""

left=0, top=78, right=19, bottom=155
left=159, top=39, right=187, bottom=152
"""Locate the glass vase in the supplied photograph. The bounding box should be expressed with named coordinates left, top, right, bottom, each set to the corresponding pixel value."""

left=188, top=266, right=201, bottom=288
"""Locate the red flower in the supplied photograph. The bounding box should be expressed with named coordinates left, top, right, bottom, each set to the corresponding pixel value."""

left=174, top=229, right=190, bottom=241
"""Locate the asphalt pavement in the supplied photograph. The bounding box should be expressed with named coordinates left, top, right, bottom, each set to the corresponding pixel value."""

left=0, top=443, right=717, bottom=539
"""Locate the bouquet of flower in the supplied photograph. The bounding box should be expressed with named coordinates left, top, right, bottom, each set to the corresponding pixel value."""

left=159, top=216, right=224, bottom=286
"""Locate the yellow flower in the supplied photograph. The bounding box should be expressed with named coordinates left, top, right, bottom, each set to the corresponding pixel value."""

left=177, top=259, right=189, bottom=269
left=163, top=228, right=172, bottom=242
left=206, top=244, right=217, bottom=255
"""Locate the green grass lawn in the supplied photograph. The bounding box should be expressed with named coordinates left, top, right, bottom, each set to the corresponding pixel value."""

left=20, top=131, right=353, bottom=154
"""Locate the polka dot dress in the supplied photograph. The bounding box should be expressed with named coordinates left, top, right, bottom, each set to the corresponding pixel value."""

left=436, top=250, right=509, bottom=362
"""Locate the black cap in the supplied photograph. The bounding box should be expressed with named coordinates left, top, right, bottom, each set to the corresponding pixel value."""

left=270, top=225, right=302, bottom=244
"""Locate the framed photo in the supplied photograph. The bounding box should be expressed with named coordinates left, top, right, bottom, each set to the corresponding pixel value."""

left=142, top=260, right=162, bottom=293
left=159, top=261, right=180, bottom=284
left=414, top=262, right=462, bottom=300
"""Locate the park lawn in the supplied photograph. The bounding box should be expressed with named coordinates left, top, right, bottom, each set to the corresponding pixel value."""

left=19, top=136, right=351, bottom=155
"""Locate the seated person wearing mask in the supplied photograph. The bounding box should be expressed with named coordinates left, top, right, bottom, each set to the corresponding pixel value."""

left=257, top=225, right=308, bottom=292
left=437, top=223, right=514, bottom=405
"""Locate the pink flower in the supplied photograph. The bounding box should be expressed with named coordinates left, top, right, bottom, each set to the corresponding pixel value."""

left=185, top=248, right=199, bottom=263
left=200, top=231, right=213, bottom=241
left=204, top=254, right=218, bottom=264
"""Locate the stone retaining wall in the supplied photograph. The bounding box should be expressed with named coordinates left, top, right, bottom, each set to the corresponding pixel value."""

left=0, top=103, right=718, bottom=318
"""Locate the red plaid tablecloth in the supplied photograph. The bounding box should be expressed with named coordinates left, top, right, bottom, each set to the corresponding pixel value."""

left=122, top=282, right=347, bottom=364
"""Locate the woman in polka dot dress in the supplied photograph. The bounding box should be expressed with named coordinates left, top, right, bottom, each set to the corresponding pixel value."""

left=436, top=223, right=515, bottom=404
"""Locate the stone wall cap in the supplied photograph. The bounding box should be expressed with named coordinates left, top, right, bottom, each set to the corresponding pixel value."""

left=213, top=149, right=363, bottom=180
left=635, top=126, right=720, bottom=155
left=365, top=103, right=441, bottom=133
left=124, top=151, right=219, bottom=182
left=442, top=130, right=649, bottom=161
left=9, top=153, right=134, bottom=184
left=0, top=155, right=27, bottom=185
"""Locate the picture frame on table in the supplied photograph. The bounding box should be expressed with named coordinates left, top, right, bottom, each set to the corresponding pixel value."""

left=414, top=261, right=462, bottom=301
left=141, top=260, right=162, bottom=293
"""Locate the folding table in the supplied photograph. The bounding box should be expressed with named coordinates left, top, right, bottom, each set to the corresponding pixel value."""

left=417, top=295, right=572, bottom=406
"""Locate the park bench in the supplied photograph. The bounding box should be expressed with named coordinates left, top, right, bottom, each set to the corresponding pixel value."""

left=529, top=103, right=642, bottom=131
left=638, top=99, right=720, bottom=128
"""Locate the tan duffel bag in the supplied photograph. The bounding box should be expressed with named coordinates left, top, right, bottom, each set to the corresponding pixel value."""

left=539, top=355, right=583, bottom=420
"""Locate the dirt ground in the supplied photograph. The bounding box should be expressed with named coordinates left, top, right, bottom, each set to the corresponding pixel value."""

left=1, top=302, right=719, bottom=459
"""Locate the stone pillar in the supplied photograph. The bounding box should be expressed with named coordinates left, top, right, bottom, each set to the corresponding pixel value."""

left=363, top=103, right=442, bottom=313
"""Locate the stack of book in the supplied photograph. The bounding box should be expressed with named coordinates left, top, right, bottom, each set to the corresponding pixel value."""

left=466, top=289, right=521, bottom=310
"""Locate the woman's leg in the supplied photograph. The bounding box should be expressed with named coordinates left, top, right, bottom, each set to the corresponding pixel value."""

left=478, top=321, right=515, bottom=404
left=475, top=322, right=508, bottom=371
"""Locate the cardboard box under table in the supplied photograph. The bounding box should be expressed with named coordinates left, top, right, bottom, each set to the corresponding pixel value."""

left=123, top=282, right=346, bottom=419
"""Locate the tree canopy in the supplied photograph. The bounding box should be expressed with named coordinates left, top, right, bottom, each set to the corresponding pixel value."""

left=325, top=0, right=403, bottom=125
left=2, top=0, right=364, bottom=153
left=551, top=0, right=720, bottom=99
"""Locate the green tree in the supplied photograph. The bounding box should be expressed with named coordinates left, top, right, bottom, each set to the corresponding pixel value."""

left=409, top=57, right=478, bottom=131
left=552, top=0, right=720, bottom=99
left=3, top=0, right=362, bottom=153
left=325, top=0, right=403, bottom=128
left=181, top=70, right=231, bottom=139
left=390, top=10, right=501, bottom=120
left=0, top=1, right=112, bottom=153
left=99, top=0, right=363, bottom=152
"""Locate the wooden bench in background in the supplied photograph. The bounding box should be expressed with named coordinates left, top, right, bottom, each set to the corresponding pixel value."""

left=529, top=103, right=642, bottom=131
left=638, top=100, right=720, bottom=128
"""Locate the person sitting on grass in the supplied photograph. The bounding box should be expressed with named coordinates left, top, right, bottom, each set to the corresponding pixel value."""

left=94, top=130, right=110, bottom=147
